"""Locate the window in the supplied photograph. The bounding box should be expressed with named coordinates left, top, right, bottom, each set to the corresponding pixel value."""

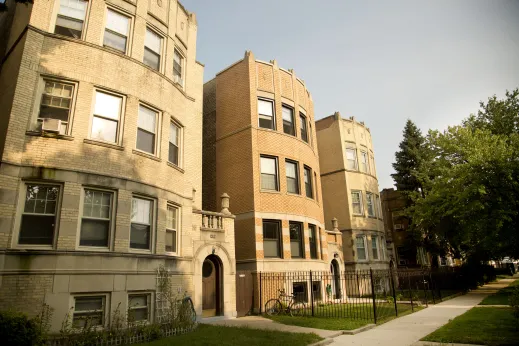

left=54, top=0, right=88, bottom=39
left=104, top=9, right=130, bottom=53
left=346, top=148, right=357, bottom=170
left=38, top=80, right=74, bottom=134
left=366, top=192, right=375, bottom=217
left=144, top=28, right=162, bottom=71
left=80, top=189, right=113, bottom=247
left=289, top=222, right=303, bottom=258
left=300, top=113, right=308, bottom=142
left=130, top=197, right=152, bottom=250
left=136, top=105, right=158, bottom=155
left=351, top=191, right=363, bottom=215
left=128, top=294, right=150, bottom=322
left=19, top=184, right=60, bottom=245
left=360, top=151, right=369, bottom=173
left=309, top=224, right=318, bottom=259
left=314, top=172, right=318, bottom=202
left=173, top=50, right=184, bottom=86
left=73, top=296, right=105, bottom=328
left=91, top=91, right=122, bottom=143
left=370, top=155, right=376, bottom=176
left=293, top=282, right=308, bottom=303
left=258, top=99, right=275, bottom=129
left=285, top=160, right=299, bottom=194
left=282, top=105, right=295, bottom=136
left=371, top=236, right=379, bottom=260
left=263, top=220, right=281, bottom=258
left=309, top=123, right=313, bottom=148
left=304, top=166, right=313, bottom=198
left=260, top=156, right=278, bottom=191
left=376, top=195, right=382, bottom=218
left=169, top=122, right=180, bottom=165
left=165, top=205, right=178, bottom=253
left=356, top=236, right=367, bottom=260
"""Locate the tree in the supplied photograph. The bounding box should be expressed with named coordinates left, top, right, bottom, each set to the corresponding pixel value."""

left=391, top=120, right=430, bottom=202
left=410, top=89, right=519, bottom=262
left=0, top=0, right=33, bottom=13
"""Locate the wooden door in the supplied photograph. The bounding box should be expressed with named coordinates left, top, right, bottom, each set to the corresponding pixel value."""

left=202, top=259, right=216, bottom=316
left=236, top=271, right=253, bottom=317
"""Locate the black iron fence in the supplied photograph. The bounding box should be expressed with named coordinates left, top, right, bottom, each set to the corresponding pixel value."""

left=258, top=267, right=477, bottom=323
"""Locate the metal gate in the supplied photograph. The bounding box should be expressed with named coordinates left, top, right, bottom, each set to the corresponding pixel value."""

left=235, top=271, right=254, bottom=317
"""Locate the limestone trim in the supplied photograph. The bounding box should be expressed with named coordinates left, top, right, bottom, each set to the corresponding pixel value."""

left=321, top=168, right=379, bottom=180
left=0, top=161, right=194, bottom=201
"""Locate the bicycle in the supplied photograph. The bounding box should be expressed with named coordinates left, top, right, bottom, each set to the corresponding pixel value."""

left=264, top=289, right=307, bottom=317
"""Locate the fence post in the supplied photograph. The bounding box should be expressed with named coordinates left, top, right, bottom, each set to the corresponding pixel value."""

left=407, top=274, right=414, bottom=312
left=259, top=272, right=263, bottom=314
left=389, top=266, right=398, bottom=316
left=370, top=268, right=377, bottom=324
left=309, top=270, right=315, bottom=317
left=422, top=271, right=428, bottom=307
left=429, top=271, right=436, bottom=304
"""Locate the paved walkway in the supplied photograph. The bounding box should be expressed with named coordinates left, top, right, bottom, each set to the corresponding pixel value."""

left=204, top=315, right=342, bottom=339
left=331, top=277, right=516, bottom=346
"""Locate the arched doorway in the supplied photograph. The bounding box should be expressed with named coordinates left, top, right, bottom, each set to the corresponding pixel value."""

left=202, top=254, right=222, bottom=317
left=330, top=259, right=342, bottom=299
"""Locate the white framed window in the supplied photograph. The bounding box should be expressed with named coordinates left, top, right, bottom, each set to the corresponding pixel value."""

left=130, top=197, right=153, bottom=250
left=91, top=90, right=123, bottom=144
left=356, top=236, right=367, bottom=261
left=304, top=166, right=313, bottom=199
left=18, top=184, right=60, bottom=246
left=309, top=123, right=313, bottom=148
left=376, top=195, right=382, bottom=218
left=263, top=220, right=281, bottom=258
left=258, top=99, right=275, bottom=130
left=54, top=0, right=88, bottom=39
left=103, top=8, right=130, bottom=53
left=289, top=222, right=304, bottom=258
left=370, top=155, right=376, bottom=176
left=128, top=293, right=151, bottom=323
left=282, top=105, right=295, bottom=136
left=37, top=79, right=75, bottom=134
left=300, top=113, right=308, bottom=143
left=136, top=105, right=158, bottom=155
left=366, top=192, right=375, bottom=217
left=309, top=224, right=318, bottom=259
left=72, top=295, right=106, bottom=329
left=79, top=189, right=114, bottom=248
left=371, top=235, right=379, bottom=260
left=165, top=204, right=179, bottom=254
left=173, top=49, right=184, bottom=87
left=285, top=160, right=299, bottom=194
left=351, top=190, right=363, bottom=215
left=144, top=27, right=162, bottom=71
left=360, top=151, right=369, bottom=173
left=168, top=121, right=181, bottom=166
left=260, top=156, right=278, bottom=191
left=346, top=148, right=357, bottom=170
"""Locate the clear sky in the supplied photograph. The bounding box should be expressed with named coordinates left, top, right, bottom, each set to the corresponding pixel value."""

left=182, top=0, right=519, bottom=190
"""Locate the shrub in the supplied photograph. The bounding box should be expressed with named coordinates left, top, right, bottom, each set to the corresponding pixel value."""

left=0, top=310, right=44, bottom=346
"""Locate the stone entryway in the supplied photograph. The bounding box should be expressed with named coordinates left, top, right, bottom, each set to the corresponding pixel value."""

left=202, top=254, right=222, bottom=317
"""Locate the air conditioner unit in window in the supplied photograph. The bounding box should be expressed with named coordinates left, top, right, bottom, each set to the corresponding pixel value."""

left=173, top=75, right=184, bottom=88
left=394, top=223, right=403, bottom=230
left=42, top=118, right=61, bottom=133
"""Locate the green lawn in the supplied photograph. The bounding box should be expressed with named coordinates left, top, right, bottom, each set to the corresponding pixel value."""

left=422, top=307, right=519, bottom=346
left=134, top=324, right=322, bottom=346
left=480, top=279, right=519, bottom=305
left=266, top=303, right=423, bottom=330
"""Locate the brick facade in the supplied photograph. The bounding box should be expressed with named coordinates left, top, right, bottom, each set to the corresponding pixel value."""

left=0, top=0, right=236, bottom=331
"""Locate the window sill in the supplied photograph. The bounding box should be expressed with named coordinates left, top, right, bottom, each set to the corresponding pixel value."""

left=132, top=149, right=161, bottom=162
left=260, top=189, right=281, bottom=194
left=76, top=246, right=111, bottom=252
left=84, top=139, right=124, bottom=151
left=353, top=214, right=365, bottom=218
left=165, top=252, right=179, bottom=257
left=26, top=130, right=74, bottom=141
left=129, top=248, right=153, bottom=254
left=286, top=192, right=302, bottom=197
left=367, top=216, right=377, bottom=219
left=167, top=161, right=185, bottom=173
left=14, top=245, right=54, bottom=251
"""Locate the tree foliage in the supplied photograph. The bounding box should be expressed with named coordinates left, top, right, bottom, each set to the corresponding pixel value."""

left=407, top=89, right=519, bottom=262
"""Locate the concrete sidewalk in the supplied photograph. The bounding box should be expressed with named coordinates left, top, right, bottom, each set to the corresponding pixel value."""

left=331, top=278, right=516, bottom=346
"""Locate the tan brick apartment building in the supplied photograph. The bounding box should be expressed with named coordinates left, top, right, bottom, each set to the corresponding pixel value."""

left=0, top=0, right=236, bottom=330
left=316, top=113, right=389, bottom=271
left=203, top=51, right=343, bottom=281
